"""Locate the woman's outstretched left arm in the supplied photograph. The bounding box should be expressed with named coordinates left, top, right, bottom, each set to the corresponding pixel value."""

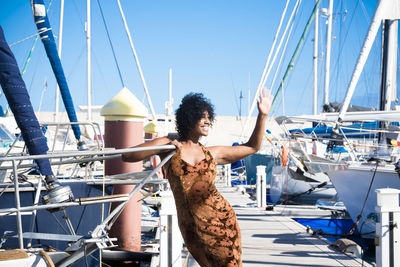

left=209, top=88, right=273, bottom=165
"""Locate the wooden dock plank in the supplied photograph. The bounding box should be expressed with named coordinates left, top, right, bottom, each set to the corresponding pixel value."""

left=182, top=185, right=373, bottom=267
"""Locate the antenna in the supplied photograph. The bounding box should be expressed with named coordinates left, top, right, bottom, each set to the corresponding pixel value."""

left=165, top=68, right=173, bottom=116
left=239, top=91, right=243, bottom=118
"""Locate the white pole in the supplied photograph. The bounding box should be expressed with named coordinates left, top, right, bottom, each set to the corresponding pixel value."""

left=375, top=188, right=400, bottom=267
left=169, top=68, right=172, bottom=108
left=385, top=21, right=397, bottom=110
left=159, top=190, right=182, bottom=267
left=313, top=0, right=319, bottom=115
left=337, top=0, right=386, bottom=122
left=256, top=165, right=266, bottom=207
left=241, top=0, right=299, bottom=137
left=86, top=0, right=92, bottom=122
left=282, top=82, right=285, bottom=115
left=55, top=0, right=64, bottom=122
left=324, top=0, right=333, bottom=107
left=116, top=0, right=157, bottom=121
left=165, top=68, right=173, bottom=134
left=226, top=164, right=232, bottom=187
left=248, top=72, right=251, bottom=116
left=167, top=68, right=173, bottom=116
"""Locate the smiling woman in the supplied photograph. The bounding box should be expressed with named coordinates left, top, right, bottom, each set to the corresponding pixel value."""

left=122, top=89, right=273, bottom=266
left=175, top=93, right=215, bottom=141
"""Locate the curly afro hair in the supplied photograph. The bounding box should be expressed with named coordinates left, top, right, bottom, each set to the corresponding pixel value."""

left=175, top=92, right=215, bottom=140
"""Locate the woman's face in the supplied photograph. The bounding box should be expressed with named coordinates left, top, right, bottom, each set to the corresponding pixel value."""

left=191, top=111, right=211, bottom=137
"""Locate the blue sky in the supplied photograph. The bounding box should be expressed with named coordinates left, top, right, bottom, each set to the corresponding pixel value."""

left=0, top=0, right=382, bottom=118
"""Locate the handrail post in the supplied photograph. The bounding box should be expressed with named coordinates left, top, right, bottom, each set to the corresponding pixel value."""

left=12, top=159, right=24, bottom=249
left=225, top=164, right=231, bottom=187
left=27, top=176, right=43, bottom=247
left=159, top=189, right=182, bottom=267
left=256, top=165, right=267, bottom=207
left=375, top=188, right=400, bottom=267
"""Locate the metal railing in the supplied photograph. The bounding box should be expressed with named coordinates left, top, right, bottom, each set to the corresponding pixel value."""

left=280, top=118, right=400, bottom=163
left=41, top=121, right=105, bottom=152
left=0, top=121, right=106, bottom=180
left=0, top=144, right=176, bottom=265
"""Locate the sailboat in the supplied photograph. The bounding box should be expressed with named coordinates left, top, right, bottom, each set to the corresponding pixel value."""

left=303, top=0, right=400, bottom=238
left=241, top=0, right=340, bottom=205
left=0, top=1, right=169, bottom=266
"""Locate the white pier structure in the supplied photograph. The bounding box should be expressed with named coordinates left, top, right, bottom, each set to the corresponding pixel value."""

left=375, top=188, right=400, bottom=267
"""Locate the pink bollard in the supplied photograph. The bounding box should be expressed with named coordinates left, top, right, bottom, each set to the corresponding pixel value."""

left=100, top=88, right=148, bottom=252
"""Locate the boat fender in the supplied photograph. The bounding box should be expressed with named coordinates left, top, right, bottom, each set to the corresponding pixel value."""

left=281, top=146, right=288, bottom=166
left=330, top=238, right=362, bottom=258
left=151, top=155, right=164, bottom=178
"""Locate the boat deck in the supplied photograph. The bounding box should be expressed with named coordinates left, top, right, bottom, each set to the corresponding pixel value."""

left=182, top=184, right=374, bottom=267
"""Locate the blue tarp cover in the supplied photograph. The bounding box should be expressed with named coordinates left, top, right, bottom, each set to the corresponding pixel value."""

left=32, top=0, right=81, bottom=140
left=0, top=26, right=52, bottom=175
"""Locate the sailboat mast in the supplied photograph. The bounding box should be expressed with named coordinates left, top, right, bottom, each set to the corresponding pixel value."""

left=55, top=0, right=64, bottom=122
left=86, top=0, right=92, bottom=121
left=169, top=68, right=172, bottom=114
left=248, top=72, right=250, bottom=116
left=380, top=20, right=398, bottom=112
left=239, top=91, right=243, bottom=118
left=387, top=21, right=397, bottom=110
left=165, top=68, right=173, bottom=116
left=313, top=0, right=319, bottom=115
left=272, top=0, right=322, bottom=107
left=116, top=0, right=157, bottom=121
left=336, top=0, right=389, bottom=123
left=31, top=0, right=82, bottom=141
left=378, top=20, right=397, bottom=142
left=323, top=0, right=333, bottom=108
left=163, top=68, right=173, bottom=134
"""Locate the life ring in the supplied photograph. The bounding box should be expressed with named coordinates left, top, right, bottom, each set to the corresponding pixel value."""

left=281, top=146, right=288, bottom=166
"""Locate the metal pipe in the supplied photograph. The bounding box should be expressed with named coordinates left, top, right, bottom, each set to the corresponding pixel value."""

left=0, top=154, right=120, bottom=170
left=0, top=195, right=130, bottom=215
left=55, top=0, right=64, bottom=122
left=241, top=0, right=294, bottom=136
left=87, top=180, right=168, bottom=185
left=116, top=0, right=157, bottom=121
left=313, top=0, right=319, bottom=115
left=57, top=124, right=71, bottom=175
left=337, top=0, right=386, bottom=123
left=324, top=0, right=334, bottom=106
left=272, top=0, right=322, bottom=108
left=0, top=145, right=175, bottom=162
left=27, top=176, right=43, bottom=247
left=99, top=151, right=174, bottom=231
left=63, top=209, right=76, bottom=235
left=12, top=160, right=24, bottom=249
left=0, top=134, right=22, bottom=167
left=86, top=0, right=92, bottom=121
left=58, top=242, right=98, bottom=267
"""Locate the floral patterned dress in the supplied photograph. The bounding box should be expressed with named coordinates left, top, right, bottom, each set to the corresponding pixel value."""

left=167, top=143, right=242, bottom=267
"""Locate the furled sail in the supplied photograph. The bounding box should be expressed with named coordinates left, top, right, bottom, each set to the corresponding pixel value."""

left=31, top=0, right=82, bottom=141
left=0, top=26, right=53, bottom=176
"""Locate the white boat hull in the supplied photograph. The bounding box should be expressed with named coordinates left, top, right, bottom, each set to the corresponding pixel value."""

left=327, top=163, right=400, bottom=238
